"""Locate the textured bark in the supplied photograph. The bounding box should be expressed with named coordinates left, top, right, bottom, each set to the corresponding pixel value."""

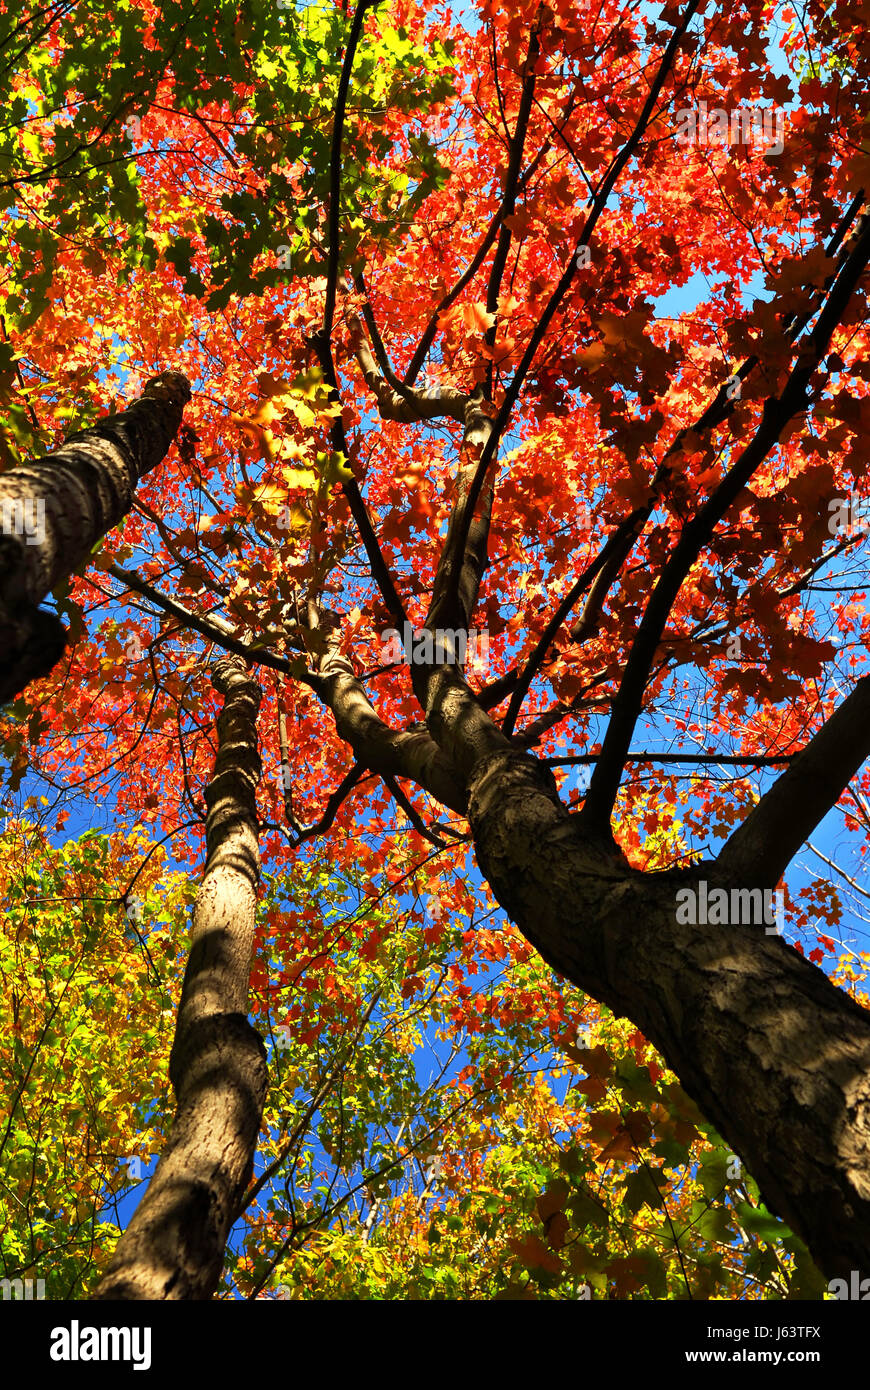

left=320, top=657, right=466, bottom=814
left=0, top=369, right=190, bottom=702
left=465, top=747, right=870, bottom=1283
left=318, top=644, right=870, bottom=1280
left=91, top=657, right=267, bottom=1300
left=317, top=622, right=870, bottom=1280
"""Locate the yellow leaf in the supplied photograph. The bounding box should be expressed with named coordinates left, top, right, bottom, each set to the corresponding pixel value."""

left=252, top=482, right=285, bottom=515
left=281, top=466, right=319, bottom=490
left=289, top=399, right=318, bottom=429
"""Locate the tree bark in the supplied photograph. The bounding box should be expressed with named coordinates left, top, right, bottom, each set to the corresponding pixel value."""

left=465, top=745, right=870, bottom=1283
left=0, top=369, right=190, bottom=702
left=320, top=644, right=870, bottom=1281
left=91, top=656, right=267, bottom=1300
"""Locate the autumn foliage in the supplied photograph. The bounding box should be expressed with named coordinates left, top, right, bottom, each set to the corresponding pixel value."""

left=1, top=0, right=870, bottom=1300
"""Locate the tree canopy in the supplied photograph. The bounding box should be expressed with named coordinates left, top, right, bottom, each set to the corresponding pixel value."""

left=1, top=0, right=870, bottom=1309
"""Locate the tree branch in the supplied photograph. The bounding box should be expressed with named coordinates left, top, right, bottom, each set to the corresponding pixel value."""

left=321, top=0, right=379, bottom=343
left=502, top=510, right=646, bottom=735
left=105, top=564, right=320, bottom=687
left=431, top=0, right=703, bottom=633
left=580, top=210, right=870, bottom=836
left=383, top=772, right=451, bottom=848
left=545, top=752, right=796, bottom=767
left=315, top=645, right=467, bottom=815
left=483, top=26, right=540, bottom=394
left=717, top=675, right=870, bottom=885
left=401, top=100, right=568, bottom=387
left=306, top=0, right=407, bottom=632
left=347, top=311, right=467, bottom=423
left=282, top=760, right=369, bottom=847
left=504, top=194, right=867, bottom=730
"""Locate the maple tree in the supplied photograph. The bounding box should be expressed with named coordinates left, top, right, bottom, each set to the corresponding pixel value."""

left=1, top=0, right=870, bottom=1302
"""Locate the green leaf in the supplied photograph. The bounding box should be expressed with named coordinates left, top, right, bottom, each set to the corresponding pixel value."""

left=735, top=1200, right=790, bottom=1243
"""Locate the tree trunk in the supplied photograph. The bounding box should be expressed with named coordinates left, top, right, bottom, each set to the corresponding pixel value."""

left=91, top=656, right=267, bottom=1300
left=466, top=747, right=870, bottom=1283
left=0, top=369, right=190, bottom=702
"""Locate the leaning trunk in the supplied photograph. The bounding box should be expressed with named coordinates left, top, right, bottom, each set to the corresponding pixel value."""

left=0, top=369, right=190, bottom=702
left=466, top=748, right=870, bottom=1283
left=92, top=656, right=267, bottom=1300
